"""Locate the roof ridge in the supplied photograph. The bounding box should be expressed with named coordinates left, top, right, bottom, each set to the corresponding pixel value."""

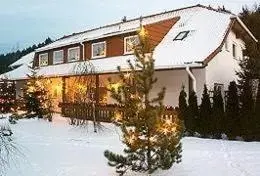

left=55, top=4, right=202, bottom=42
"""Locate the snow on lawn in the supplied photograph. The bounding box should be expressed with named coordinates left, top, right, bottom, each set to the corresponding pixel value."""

left=3, top=114, right=260, bottom=176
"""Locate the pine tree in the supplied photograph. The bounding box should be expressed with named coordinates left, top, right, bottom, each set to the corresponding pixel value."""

left=212, top=88, right=225, bottom=138
left=23, top=67, right=52, bottom=119
left=187, top=90, right=199, bottom=133
left=178, top=85, right=188, bottom=121
left=199, top=85, right=212, bottom=136
left=0, top=79, right=16, bottom=113
left=254, top=81, right=260, bottom=140
left=104, top=26, right=184, bottom=175
left=240, top=79, right=254, bottom=140
left=226, top=81, right=240, bottom=138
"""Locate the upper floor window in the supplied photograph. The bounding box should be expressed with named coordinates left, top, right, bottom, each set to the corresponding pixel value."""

left=53, top=50, right=64, bottom=64
left=68, top=47, right=80, bottom=62
left=124, top=35, right=139, bottom=54
left=173, top=31, right=190, bottom=41
left=39, top=53, right=48, bottom=66
left=224, top=40, right=229, bottom=51
left=92, top=41, right=106, bottom=59
left=232, top=43, right=237, bottom=59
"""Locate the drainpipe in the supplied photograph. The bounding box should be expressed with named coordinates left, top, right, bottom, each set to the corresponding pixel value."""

left=80, top=42, right=85, bottom=60
left=186, top=66, right=196, bottom=92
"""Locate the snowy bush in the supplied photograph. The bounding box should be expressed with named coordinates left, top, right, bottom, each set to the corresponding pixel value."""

left=0, top=123, right=16, bottom=174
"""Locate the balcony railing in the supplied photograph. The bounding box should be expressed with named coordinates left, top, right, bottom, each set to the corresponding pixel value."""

left=59, top=103, right=179, bottom=123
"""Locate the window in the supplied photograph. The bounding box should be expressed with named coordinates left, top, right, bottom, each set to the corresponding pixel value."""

left=68, top=47, right=80, bottom=62
left=124, top=35, right=139, bottom=54
left=39, top=53, right=48, bottom=66
left=232, top=43, right=237, bottom=59
left=53, top=50, right=64, bottom=64
left=224, top=40, right=229, bottom=51
left=173, top=31, right=190, bottom=41
left=214, top=83, right=224, bottom=93
left=92, top=41, right=106, bottom=58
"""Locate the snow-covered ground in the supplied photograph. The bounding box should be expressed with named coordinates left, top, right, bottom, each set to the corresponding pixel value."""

left=2, top=114, right=260, bottom=176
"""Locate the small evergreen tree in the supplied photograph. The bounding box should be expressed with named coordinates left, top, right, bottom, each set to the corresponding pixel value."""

left=254, top=81, right=260, bottom=140
left=23, top=67, right=52, bottom=120
left=199, top=85, right=212, bottom=136
left=240, top=80, right=254, bottom=140
left=178, top=85, right=188, bottom=121
left=226, top=81, right=240, bottom=138
left=212, top=88, right=225, bottom=138
left=104, top=27, right=184, bottom=175
left=187, top=90, right=199, bottom=133
left=0, top=79, right=16, bottom=113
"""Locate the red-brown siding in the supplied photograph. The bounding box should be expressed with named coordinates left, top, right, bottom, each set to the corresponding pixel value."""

left=34, top=17, right=179, bottom=67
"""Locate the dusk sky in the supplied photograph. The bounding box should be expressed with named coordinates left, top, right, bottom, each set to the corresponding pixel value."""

left=0, top=0, right=257, bottom=54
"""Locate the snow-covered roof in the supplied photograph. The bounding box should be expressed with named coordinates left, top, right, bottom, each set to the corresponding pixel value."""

left=9, top=52, right=35, bottom=68
left=0, top=55, right=203, bottom=80
left=1, top=5, right=256, bottom=80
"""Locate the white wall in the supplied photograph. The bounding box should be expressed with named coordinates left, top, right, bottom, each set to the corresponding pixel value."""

left=105, top=69, right=205, bottom=107
left=206, top=30, right=244, bottom=91
left=15, top=80, right=26, bottom=99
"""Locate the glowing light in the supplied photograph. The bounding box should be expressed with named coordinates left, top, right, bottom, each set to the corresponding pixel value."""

left=128, top=134, right=137, bottom=145
left=114, top=112, right=122, bottom=122
left=165, top=119, right=172, bottom=125
left=55, top=84, right=62, bottom=93
left=139, top=26, right=147, bottom=38
left=150, top=136, right=157, bottom=143
left=110, top=83, right=121, bottom=92
left=124, top=73, right=131, bottom=79
left=77, top=84, right=87, bottom=92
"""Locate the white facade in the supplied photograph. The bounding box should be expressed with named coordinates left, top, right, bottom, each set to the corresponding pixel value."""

left=206, top=30, right=244, bottom=91
left=104, top=69, right=206, bottom=107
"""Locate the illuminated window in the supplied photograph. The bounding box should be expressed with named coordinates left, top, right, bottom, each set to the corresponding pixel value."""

left=92, top=41, right=106, bottom=58
left=124, top=35, right=139, bottom=54
left=53, top=50, right=64, bottom=64
left=39, top=53, right=48, bottom=66
left=173, top=31, right=190, bottom=41
left=68, top=47, right=80, bottom=62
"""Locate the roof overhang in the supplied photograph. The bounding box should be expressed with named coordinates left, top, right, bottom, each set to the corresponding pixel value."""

left=232, top=17, right=258, bottom=42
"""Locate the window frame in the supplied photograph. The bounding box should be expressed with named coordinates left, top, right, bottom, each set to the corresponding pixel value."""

left=39, top=53, right=49, bottom=67
left=173, top=31, right=190, bottom=41
left=53, top=50, right=64, bottom=64
left=124, top=35, right=139, bottom=55
left=68, top=46, right=80, bottom=62
left=232, top=43, right=237, bottom=59
left=92, top=41, right=106, bottom=59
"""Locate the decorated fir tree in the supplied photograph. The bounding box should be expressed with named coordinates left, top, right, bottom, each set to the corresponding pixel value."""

left=212, top=88, right=225, bottom=137
left=104, top=26, right=183, bottom=175
left=199, top=85, right=212, bottom=136
left=226, top=81, right=240, bottom=137
left=23, top=67, right=52, bottom=120
left=0, top=79, right=16, bottom=113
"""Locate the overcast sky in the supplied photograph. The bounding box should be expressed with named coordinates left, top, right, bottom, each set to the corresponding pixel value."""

left=0, top=0, right=257, bottom=54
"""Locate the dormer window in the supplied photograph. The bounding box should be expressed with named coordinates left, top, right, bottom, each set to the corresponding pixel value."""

left=124, top=35, right=139, bottom=54
left=68, top=47, right=80, bottom=62
left=92, top=41, right=106, bottom=59
left=53, top=50, right=64, bottom=64
left=39, top=53, right=48, bottom=66
left=173, top=31, right=190, bottom=41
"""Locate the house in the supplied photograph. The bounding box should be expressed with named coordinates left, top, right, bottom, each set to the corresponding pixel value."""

left=1, top=4, right=257, bottom=113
